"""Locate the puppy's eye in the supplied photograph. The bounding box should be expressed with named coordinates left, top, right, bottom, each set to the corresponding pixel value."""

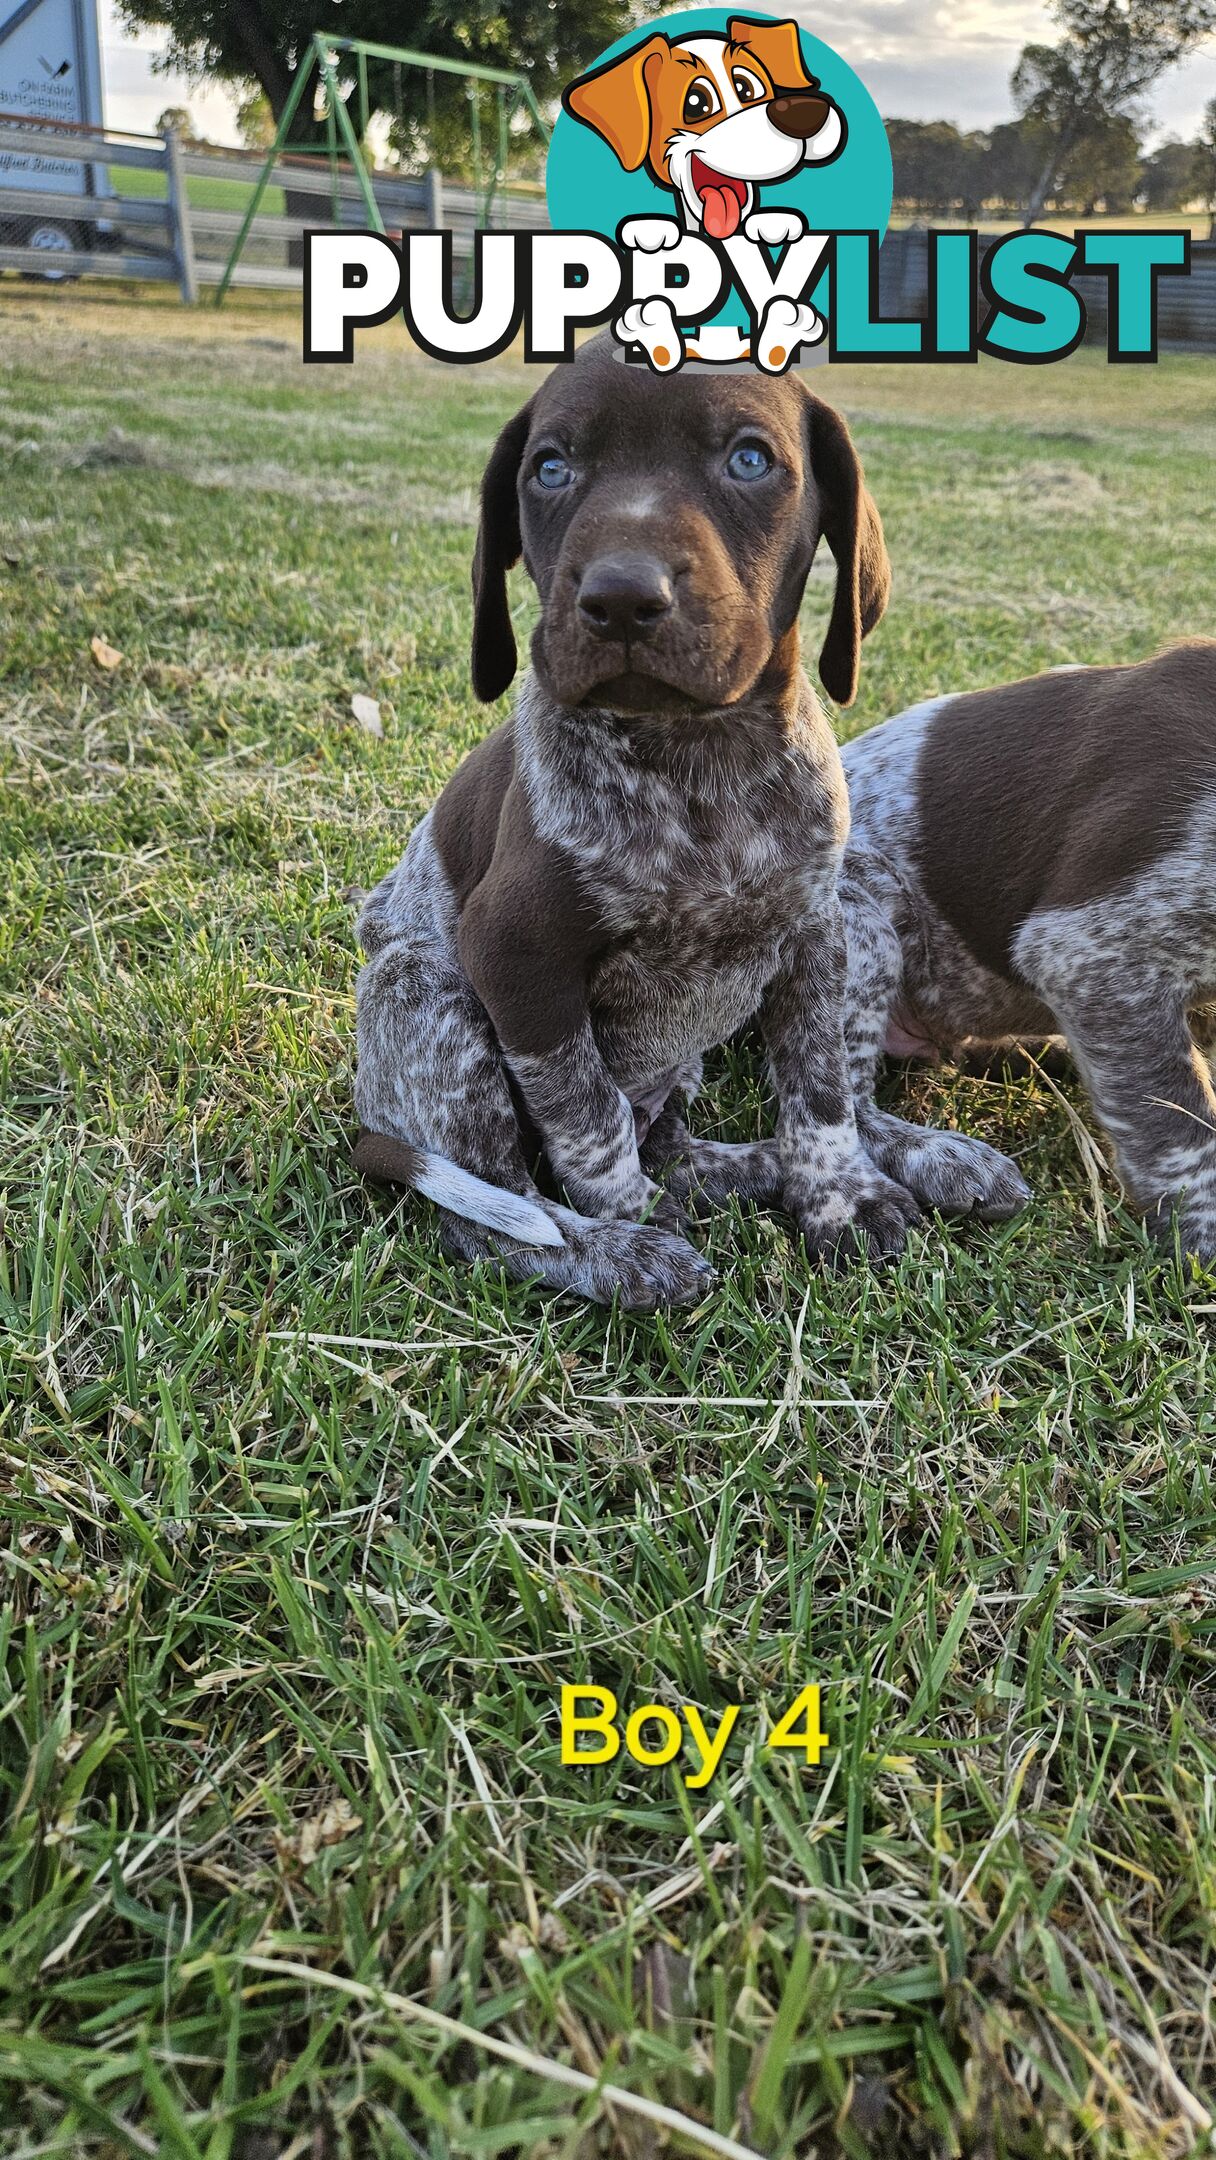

left=726, top=441, right=773, bottom=482
left=731, top=68, right=765, bottom=103
left=682, top=78, right=719, bottom=123
left=535, top=453, right=574, bottom=490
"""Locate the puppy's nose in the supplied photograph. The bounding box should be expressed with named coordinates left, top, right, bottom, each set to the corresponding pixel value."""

left=577, top=554, right=673, bottom=639
left=769, top=91, right=831, bottom=140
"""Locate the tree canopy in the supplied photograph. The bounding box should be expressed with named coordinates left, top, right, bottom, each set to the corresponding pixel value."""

left=886, top=109, right=1185, bottom=219
left=1140, top=134, right=1201, bottom=207
left=1012, top=0, right=1216, bottom=219
left=1195, top=97, right=1216, bottom=229
left=118, top=0, right=641, bottom=143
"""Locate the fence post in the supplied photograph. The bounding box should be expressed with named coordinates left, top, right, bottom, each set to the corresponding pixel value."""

left=425, top=166, right=443, bottom=229
left=164, top=127, right=198, bottom=304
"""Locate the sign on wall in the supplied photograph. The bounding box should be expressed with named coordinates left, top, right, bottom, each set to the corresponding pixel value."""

left=0, top=0, right=108, bottom=197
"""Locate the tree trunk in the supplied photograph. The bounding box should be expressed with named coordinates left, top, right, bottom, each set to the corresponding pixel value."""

left=233, top=2, right=293, bottom=121
left=1020, top=112, right=1081, bottom=227
left=233, top=5, right=330, bottom=269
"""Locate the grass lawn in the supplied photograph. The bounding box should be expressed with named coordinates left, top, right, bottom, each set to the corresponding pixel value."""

left=113, top=165, right=287, bottom=216
left=2, top=286, right=1215, bottom=2158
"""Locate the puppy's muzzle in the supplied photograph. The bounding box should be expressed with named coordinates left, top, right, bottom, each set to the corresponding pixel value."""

left=577, top=553, right=674, bottom=641
left=536, top=509, right=766, bottom=711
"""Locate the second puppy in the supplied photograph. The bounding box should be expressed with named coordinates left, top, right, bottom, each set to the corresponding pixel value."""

left=840, top=645, right=1216, bottom=1254
left=354, top=337, right=921, bottom=1307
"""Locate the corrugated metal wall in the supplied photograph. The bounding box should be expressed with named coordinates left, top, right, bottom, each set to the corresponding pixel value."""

left=878, top=227, right=1216, bottom=354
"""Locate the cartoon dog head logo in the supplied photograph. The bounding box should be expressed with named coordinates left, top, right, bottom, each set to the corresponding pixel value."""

left=562, top=15, right=845, bottom=238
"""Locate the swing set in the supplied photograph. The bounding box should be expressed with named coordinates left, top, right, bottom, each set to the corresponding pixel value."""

left=215, top=33, right=550, bottom=306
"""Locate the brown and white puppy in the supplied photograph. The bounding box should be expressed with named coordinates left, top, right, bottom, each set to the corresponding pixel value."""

left=353, top=336, right=921, bottom=1309
left=564, top=17, right=844, bottom=241
left=839, top=645, right=1216, bottom=1254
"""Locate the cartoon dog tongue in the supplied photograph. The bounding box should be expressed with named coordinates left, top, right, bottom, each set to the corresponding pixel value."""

left=691, top=159, right=746, bottom=240
left=701, top=183, right=741, bottom=240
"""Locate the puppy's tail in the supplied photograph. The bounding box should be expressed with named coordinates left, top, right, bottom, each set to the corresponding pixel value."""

left=353, top=1130, right=564, bottom=1248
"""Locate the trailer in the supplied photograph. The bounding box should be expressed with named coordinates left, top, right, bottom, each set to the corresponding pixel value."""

left=0, top=0, right=114, bottom=273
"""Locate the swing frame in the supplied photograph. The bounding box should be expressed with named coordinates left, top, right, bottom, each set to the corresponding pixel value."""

left=215, top=33, right=550, bottom=307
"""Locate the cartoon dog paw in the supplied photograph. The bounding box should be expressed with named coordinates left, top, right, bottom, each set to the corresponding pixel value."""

left=756, top=295, right=823, bottom=373
left=614, top=297, right=684, bottom=372
left=619, top=217, right=683, bottom=253
left=742, top=208, right=807, bottom=248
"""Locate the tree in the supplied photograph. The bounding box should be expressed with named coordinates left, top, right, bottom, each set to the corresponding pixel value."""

left=122, top=0, right=633, bottom=269
left=986, top=116, right=1056, bottom=209
left=985, top=103, right=1140, bottom=214
left=886, top=119, right=987, bottom=220
left=1194, top=97, right=1216, bottom=234
left=1139, top=134, right=1199, bottom=209
left=118, top=0, right=641, bottom=151
left=1058, top=110, right=1143, bottom=209
left=235, top=89, right=275, bottom=150
left=155, top=102, right=208, bottom=143
left=1011, top=0, right=1216, bottom=225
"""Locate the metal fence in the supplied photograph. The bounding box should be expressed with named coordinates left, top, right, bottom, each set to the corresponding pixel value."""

left=0, top=113, right=547, bottom=297
left=2, top=116, right=1215, bottom=352
left=178, top=148, right=548, bottom=292
left=0, top=113, right=197, bottom=295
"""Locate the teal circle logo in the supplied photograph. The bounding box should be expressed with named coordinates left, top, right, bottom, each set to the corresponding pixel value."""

left=547, top=10, right=891, bottom=250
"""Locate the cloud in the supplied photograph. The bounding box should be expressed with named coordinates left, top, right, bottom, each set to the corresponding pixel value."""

left=94, top=0, right=1216, bottom=149
left=789, top=0, right=1216, bottom=137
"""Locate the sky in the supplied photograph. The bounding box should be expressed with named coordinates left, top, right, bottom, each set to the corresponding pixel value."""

left=97, top=0, right=1216, bottom=147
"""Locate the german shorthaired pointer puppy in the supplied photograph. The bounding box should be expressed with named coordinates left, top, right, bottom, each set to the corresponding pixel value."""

left=839, top=643, right=1216, bottom=1256
left=353, top=335, right=921, bottom=1307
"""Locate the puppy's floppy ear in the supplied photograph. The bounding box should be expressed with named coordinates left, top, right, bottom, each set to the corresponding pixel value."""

left=726, top=16, right=816, bottom=92
left=803, top=391, right=890, bottom=707
left=471, top=396, right=535, bottom=704
left=563, top=35, right=669, bottom=172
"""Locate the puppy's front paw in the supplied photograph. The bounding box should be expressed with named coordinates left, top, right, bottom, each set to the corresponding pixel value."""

left=619, top=216, right=682, bottom=252
left=580, top=1219, right=716, bottom=1310
left=861, top=1113, right=1030, bottom=1223
left=619, top=1221, right=715, bottom=1309
left=788, top=1167, right=921, bottom=1265
left=743, top=208, right=806, bottom=247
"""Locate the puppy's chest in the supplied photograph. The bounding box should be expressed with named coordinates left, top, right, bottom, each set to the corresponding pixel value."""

left=586, top=812, right=808, bottom=1073
left=611, top=797, right=809, bottom=946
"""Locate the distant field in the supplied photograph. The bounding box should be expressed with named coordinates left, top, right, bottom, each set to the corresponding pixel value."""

left=1, top=287, right=1214, bottom=2157
left=112, top=161, right=286, bottom=216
